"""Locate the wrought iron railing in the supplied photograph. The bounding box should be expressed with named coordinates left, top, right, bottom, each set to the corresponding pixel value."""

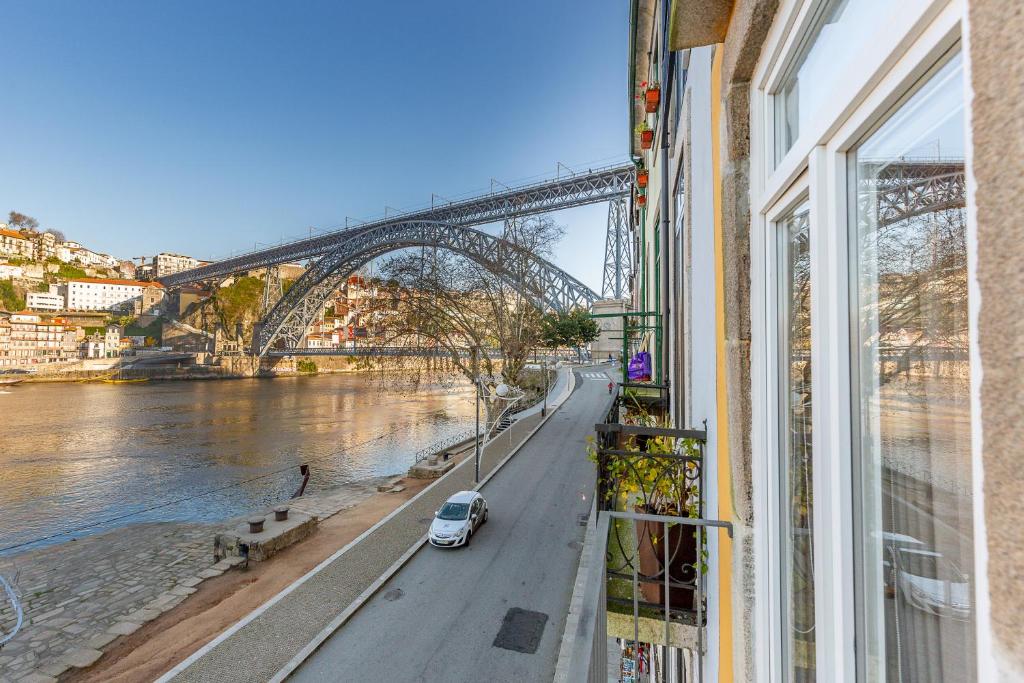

left=561, top=382, right=727, bottom=681
left=560, top=511, right=732, bottom=683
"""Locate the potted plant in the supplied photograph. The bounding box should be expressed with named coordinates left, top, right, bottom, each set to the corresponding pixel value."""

left=643, top=81, right=661, bottom=113
left=588, top=405, right=703, bottom=611
left=635, top=121, right=654, bottom=150
left=636, top=168, right=649, bottom=189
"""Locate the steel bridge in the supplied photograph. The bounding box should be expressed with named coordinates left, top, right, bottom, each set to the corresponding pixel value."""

left=159, top=164, right=634, bottom=356
left=265, top=345, right=504, bottom=358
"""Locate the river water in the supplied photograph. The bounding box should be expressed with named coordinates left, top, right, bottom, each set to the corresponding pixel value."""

left=0, top=375, right=476, bottom=555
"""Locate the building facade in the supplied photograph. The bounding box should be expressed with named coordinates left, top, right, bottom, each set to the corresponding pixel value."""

left=26, top=286, right=65, bottom=312
left=580, top=0, right=1021, bottom=680
left=153, top=252, right=199, bottom=278
left=0, top=228, right=33, bottom=258
left=65, top=278, right=164, bottom=312
left=7, top=312, right=77, bottom=365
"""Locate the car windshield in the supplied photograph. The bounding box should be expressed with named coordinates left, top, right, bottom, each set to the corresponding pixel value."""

left=437, top=502, right=470, bottom=520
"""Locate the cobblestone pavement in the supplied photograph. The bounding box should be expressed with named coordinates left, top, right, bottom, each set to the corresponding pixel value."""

left=0, top=479, right=389, bottom=683
left=167, top=369, right=577, bottom=683
left=0, top=523, right=225, bottom=683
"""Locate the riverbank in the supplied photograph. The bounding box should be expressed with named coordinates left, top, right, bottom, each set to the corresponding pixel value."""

left=0, top=476, right=408, bottom=682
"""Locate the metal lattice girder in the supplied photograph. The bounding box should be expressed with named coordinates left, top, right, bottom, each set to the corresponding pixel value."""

left=859, top=160, right=966, bottom=227
left=601, top=197, right=632, bottom=299
left=159, top=164, right=634, bottom=289
left=254, top=220, right=600, bottom=356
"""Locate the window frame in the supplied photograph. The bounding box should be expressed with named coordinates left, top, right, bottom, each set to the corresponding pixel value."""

left=749, top=0, right=966, bottom=680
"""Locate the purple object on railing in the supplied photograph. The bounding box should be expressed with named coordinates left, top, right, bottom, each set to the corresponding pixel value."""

left=628, top=351, right=652, bottom=381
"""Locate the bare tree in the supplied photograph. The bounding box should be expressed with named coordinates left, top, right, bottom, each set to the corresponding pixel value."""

left=363, top=215, right=565, bottom=387
left=7, top=211, right=38, bottom=232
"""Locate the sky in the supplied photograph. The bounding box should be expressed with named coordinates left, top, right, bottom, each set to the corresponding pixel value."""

left=0, top=1, right=630, bottom=292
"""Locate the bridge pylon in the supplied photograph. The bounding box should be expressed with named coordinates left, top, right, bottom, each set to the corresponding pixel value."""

left=600, top=197, right=632, bottom=300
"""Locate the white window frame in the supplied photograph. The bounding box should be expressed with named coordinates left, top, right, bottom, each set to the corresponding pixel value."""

left=749, top=0, right=966, bottom=680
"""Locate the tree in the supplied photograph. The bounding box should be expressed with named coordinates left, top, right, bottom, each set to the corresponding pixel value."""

left=362, top=215, right=565, bottom=387
left=541, top=308, right=600, bottom=362
left=7, top=211, right=39, bottom=231
left=45, top=229, right=66, bottom=243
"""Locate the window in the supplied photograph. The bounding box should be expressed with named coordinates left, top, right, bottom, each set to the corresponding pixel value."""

left=850, top=52, right=972, bottom=682
left=774, top=0, right=891, bottom=164
left=777, top=199, right=815, bottom=680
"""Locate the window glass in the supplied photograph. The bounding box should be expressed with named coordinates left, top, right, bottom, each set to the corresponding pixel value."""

left=851, top=52, right=973, bottom=682
left=779, top=200, right=815, bottom=680
left=774, top=0, right=891, bottom=164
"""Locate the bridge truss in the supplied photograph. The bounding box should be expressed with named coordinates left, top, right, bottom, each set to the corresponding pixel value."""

left=254, top=221, right=600, bottom=355
left=158, top=164, right=634, bottom=357
left=160, top=164, right=634, bottom=288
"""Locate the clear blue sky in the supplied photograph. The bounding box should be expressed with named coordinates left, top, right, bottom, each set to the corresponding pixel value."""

left=0, top=1, right=629, bottom=291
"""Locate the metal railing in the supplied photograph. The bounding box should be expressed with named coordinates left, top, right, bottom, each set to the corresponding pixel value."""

left=562, top=383, right=729, bottom=681
left=564, top=511, right=732, bottom=682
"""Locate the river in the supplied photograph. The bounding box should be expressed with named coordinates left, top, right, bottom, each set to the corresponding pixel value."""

left=0, top=375, right=476, bottom=555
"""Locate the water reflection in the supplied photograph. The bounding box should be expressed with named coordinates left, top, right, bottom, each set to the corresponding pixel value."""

left=0, top=375, right=475, bottom=554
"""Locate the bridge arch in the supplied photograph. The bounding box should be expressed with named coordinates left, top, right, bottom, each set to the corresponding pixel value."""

left=254, top=220, right=598, bottom=356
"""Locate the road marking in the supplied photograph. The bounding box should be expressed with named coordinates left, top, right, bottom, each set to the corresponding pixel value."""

left=581, top=372, right=607, bottom=380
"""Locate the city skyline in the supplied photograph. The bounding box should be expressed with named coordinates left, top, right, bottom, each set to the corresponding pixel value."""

left=0, top=1, right=628, bottom=292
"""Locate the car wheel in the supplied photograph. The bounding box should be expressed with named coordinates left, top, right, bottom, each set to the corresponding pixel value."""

left=464, top=529, right=471, bottom=547
left=483, top=509, right=488, bottom=524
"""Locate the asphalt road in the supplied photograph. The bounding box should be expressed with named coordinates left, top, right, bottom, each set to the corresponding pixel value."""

left=292, top=368, right=611, bottom=683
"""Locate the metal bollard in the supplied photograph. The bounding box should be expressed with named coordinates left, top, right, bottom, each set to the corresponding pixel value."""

left=248, top=516, right=265, bottom=534
left=273, top=506, right=289, bottom=522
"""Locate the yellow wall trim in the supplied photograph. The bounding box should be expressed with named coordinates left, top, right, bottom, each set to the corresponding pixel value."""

left=710, top=43, right=735, bottom=683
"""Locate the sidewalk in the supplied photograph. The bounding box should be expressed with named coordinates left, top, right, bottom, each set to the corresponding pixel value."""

left=160, top=368, right=576, bottom=682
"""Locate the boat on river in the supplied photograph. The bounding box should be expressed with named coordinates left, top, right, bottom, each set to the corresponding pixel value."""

left=0, top=377, right=24, bottom=386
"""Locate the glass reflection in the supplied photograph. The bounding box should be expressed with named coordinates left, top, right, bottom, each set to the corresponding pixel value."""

left=852, top=52, right=974, bottom=682
left=780, top=201, right=815, bottom=680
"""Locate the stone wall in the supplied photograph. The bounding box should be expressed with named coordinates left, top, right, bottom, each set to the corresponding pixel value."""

left=967, top=0, right=1024, bottom=675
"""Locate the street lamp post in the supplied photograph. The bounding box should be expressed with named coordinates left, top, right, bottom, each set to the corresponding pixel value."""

left=474, top=377, right=481, bottom=483
left=542, top=361, right=548, bottom=418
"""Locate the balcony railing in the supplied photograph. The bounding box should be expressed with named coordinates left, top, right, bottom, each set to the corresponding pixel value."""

left=560, top=383, right=730, bottom=682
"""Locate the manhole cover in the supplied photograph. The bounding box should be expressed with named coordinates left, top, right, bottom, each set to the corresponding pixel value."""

left=493, top=608, right=548, bottom=654
left=567, top=541, right=583, bottom=550
left=382, top=588, right=404, bottom=602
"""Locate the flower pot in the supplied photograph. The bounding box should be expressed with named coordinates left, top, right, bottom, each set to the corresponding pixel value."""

left=645, top=87, right=660, bottom=113
left=636, top=194, right=647, bottom=208
left=634, top=509, right=698, bottom=611
left=640, top=130, right=654, bottom=150
left=636, top=170, right=649, bottom=188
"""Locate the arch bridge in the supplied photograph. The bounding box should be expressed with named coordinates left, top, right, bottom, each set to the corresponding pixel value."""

left=159, top=164, right=635, bottom=356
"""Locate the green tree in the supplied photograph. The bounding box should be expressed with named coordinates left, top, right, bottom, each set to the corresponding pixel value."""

left=0, top=279, right=24, bottom=311
left=540, top=309, right=599, bottom=362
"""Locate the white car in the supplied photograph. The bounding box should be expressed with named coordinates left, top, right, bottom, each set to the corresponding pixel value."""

left=428, top=491, right=488, bottom=548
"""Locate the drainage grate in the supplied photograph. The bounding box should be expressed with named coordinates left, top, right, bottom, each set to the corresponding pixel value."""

left=577, top=512, right=590, bottom=527
left=492, top=608, right=548, bottom=654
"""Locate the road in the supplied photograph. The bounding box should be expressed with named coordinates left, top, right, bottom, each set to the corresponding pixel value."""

left=292, top=368, right=612, bottom=683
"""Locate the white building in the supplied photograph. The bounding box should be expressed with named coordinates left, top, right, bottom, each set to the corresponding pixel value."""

left=0, top=228, right=33, bottom=259
left=153, top=253, right=199, bottom=278
left=65, top=278, right=164, bottom=312
left=26, top=286, right=64, bottom=312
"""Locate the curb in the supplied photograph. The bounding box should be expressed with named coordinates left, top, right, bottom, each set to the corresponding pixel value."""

left=269, top=369, right=578, bottom=681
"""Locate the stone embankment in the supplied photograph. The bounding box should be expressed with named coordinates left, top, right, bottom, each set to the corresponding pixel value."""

left=0, top=480, right=383, bottom=682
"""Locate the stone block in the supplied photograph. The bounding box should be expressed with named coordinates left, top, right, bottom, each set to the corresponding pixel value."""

left=88, top=631, right=118, bottom=649
left=62, top=647, right=103, bottom=668
left=213, top=510, right=316, bottom=563
left=179, top=576, right=203, bottom=587
left=170, top=585, right=197, bottom=597
left=197, top=568, right=223, bottom=579
left=124, top=607, right=161, bottom=624
left=20, top=674, right=58, bottom=683
left=107, top=621, right=142, bottom=636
